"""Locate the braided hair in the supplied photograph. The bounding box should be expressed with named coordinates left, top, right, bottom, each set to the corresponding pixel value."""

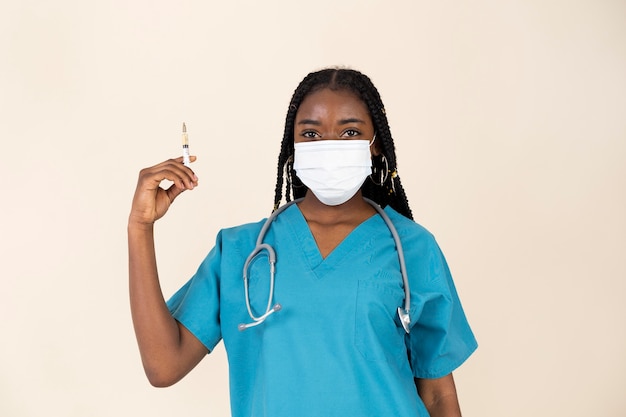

left=272, top=68, right=413, bottom=220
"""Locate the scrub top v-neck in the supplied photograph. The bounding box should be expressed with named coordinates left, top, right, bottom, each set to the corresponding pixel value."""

left=282, top=203, right=380, bottom=278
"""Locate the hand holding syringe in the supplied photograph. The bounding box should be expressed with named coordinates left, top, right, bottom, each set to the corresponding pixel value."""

left=127, top=123, right=197, bottom=226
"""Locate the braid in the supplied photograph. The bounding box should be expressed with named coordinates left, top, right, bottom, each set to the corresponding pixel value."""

left=273, top=68, right=414, bottom=220
left=273, top=82, right=314, bottom=209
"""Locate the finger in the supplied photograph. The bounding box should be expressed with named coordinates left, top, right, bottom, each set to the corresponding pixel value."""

left=153, top=167, right=196, bottom=192
left=169, top=156, right=199, bottom=184
left=173, top=155, right=197, bottom=163
left=165, top=182, right=186, bottom=203
left=164, top=178, right=196, bottom=204
left=142, top=158, right=198, bottom=190
left=145, top=156, right=197, bottom=174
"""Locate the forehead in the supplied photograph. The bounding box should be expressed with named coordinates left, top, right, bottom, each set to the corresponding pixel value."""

left=296, top=88, right=370, bottom=120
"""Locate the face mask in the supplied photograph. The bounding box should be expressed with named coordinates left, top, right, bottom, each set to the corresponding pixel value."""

left=293, top=140, right=372, bottom=206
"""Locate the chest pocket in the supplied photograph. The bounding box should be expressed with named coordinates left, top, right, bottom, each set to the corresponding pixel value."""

left=354, top=275, right=407, bottom=362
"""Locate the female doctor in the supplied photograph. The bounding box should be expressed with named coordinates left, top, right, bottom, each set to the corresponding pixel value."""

left=128, top=68, right=477, bottom=417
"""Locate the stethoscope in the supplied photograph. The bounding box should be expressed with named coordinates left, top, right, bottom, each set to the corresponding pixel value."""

left=238, top=198, right=412, bottom=334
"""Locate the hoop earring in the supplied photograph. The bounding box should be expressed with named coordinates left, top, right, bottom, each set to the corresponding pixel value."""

left=285, top=155, right=304, bottom=189
left=370, top=154, right=389, bottom=186
left=284, top=155, right=293, bottom=183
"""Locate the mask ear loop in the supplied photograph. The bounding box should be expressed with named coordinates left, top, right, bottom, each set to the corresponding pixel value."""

left=369, top=133, right=389, bottom=186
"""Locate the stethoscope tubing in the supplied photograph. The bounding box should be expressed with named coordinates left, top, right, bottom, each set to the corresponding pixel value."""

left=362, top=198, right=412, bottom=333
left=239, top=197, right=411, bottom=333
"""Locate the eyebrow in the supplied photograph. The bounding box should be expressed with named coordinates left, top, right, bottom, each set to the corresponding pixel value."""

left=297, top=119, right=321, bottom=126
left=296, top=118, right=367, bottom=125
left=338, top=118, right=366, bottom=125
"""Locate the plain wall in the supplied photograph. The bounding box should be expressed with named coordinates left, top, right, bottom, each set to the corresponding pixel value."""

left=1, top=0, right=625, bottom=416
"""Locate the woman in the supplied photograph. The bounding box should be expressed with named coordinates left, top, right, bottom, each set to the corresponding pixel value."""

left=129, top=68, right=477, bottom=417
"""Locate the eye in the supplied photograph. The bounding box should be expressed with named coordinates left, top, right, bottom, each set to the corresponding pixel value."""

left=341, top=129, right=361, bottom=138
left=301, top=130, right=321, bottom=140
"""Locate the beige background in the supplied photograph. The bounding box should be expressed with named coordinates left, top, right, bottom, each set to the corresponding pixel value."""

left=1, top=0, right=625, bottom=416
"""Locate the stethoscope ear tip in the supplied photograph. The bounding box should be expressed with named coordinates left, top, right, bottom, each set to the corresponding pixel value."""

left=238, top=303, right=282, bottom=331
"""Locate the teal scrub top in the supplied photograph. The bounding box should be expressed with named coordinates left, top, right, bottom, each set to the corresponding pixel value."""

left=167, top=204, right=477, bottom=417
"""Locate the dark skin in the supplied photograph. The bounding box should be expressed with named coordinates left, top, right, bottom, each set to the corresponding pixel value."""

left=128, top=87, right=462, bottom=415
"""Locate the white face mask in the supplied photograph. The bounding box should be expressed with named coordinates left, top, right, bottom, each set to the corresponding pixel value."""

left=293, top=140, right=372, bottom=206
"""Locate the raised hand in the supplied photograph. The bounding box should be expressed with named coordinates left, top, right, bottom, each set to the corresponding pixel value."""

left=129, top=156, right=198, bottom=227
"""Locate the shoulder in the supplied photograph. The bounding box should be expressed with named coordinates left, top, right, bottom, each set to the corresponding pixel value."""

left=384, top=206, right=437, bottom=243
left=382, top=206, right=448, bottom=264
left=220, top=217, right=265, bottom=238
left=212, top=218, right=267, bottom=251
left=216, top=202, right=301, bottom=249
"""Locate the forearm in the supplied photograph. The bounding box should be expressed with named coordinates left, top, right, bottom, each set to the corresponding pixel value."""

left=128, top=222, right=183, bottom=383
left=415, top=375, right=462, bottom=417
left=423, top=392, right=462, bottom=417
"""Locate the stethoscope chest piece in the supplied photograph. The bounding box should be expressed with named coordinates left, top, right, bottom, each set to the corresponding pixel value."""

left=398, top=308, right=411, bottom=334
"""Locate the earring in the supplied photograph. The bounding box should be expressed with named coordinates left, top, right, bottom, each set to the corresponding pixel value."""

left=285, top=155, right=304, bottom=189
left=370, top=154, right=389, bottom=186
left=389, top=170, right=397, bottom=195
left=284, top=155, right=293, bottom=178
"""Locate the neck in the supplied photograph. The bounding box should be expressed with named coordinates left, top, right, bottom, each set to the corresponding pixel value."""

left=297, top=191, right=375, bottom=225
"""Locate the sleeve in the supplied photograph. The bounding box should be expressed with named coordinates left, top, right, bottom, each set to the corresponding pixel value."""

left=166, top=230, right=224, bottom=353
left=407, top=237, right=478, bottom=379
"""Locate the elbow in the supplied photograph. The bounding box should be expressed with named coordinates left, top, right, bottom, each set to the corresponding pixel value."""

left=147, top=375, right=176, bottom=388
left=143, top=364, right=183, bottom=388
